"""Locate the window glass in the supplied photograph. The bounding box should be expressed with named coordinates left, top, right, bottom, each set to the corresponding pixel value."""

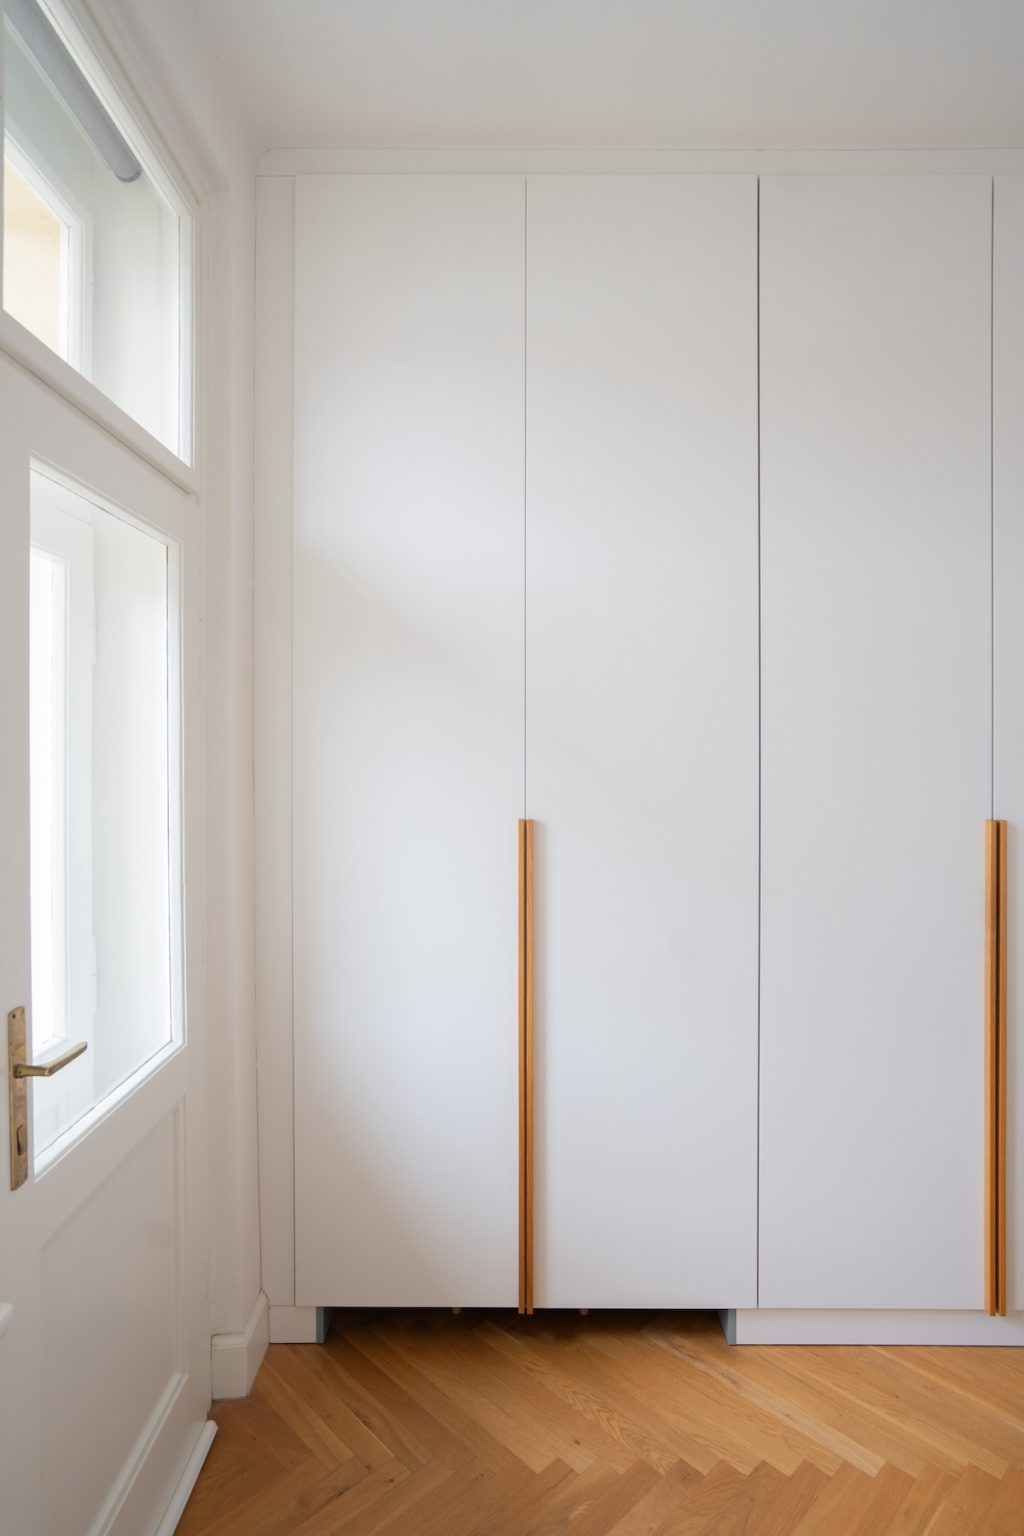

left=4, top=154, right=64, bottom=351
left=29, top=470, right=178, bottom=1157
left=3, top=1, right=190, bottom=457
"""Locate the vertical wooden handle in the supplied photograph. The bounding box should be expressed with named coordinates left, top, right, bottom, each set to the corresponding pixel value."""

left=985, top=819, right=1008, bottom=1318
left=518, top=819, right=535, bottom=1315
left=999, top=819, right=1008, bottom=1318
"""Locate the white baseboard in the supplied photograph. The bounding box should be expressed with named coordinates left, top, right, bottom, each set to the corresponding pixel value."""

left=726, top=1308, right=1024, bottom=1345
left=154, top=1421, right=217, bottom=1536
left=211, top=1291, right=269, bottom=1399
left=268, top=1304, right=332, bottom=1344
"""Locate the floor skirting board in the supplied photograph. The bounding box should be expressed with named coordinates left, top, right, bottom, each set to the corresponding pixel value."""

left=154, top=1423, right=217, bottom=1536
left=725, top=1309, right=1024, bottom=1345
left=211, top=1292, right=269, bottom=1399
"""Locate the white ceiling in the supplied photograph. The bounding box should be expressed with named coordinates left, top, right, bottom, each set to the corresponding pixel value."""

left=189, top=0, right=1024, bottom=153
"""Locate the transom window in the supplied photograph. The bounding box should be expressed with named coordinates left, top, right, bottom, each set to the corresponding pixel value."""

left=2, top=0, right=193, bottom=459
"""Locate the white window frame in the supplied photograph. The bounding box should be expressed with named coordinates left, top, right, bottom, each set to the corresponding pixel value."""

left=4, top=124, right=92, bottom=370
left=0, top=0, right=199, bottom=475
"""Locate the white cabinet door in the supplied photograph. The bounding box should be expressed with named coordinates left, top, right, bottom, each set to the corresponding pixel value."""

left=760, top=175, right=992, bottom=1309
left=994, top=175, right=1024, bottom=1314
left=292, top=176, right=524, bottom=1307
left=526, top=176, right=759, bottom=1309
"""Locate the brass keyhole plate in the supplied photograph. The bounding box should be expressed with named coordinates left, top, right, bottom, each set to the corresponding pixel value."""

left=8, top=1007, right=29, bottom=1191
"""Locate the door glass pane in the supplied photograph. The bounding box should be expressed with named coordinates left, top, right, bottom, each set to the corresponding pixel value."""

left=29, top=544, right=68, bottom=1053
left=29, top=469, right=178, bottom=1158
left=3, top=0, right=190, bottom=457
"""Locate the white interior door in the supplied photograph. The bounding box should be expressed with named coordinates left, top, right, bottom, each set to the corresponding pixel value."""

left=759, top=175, right=992, bottom=1309
left=526, top=175, right=759, bottom=1308
left=291, top=175, right=524, bottom=1307
left=0, top=354, right=209, bottom=1536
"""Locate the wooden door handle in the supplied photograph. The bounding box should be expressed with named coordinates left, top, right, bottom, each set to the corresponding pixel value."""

left=519, top=819, right=534, bottom=1315
left=985, top=819, right=1008, bottom=1317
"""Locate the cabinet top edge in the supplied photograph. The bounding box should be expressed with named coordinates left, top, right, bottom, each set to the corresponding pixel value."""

left=259, top=148, right=1024, bottom=178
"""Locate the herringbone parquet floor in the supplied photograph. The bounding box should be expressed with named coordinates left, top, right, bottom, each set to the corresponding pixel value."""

left=178, top=1310, right=1024, bottom=1534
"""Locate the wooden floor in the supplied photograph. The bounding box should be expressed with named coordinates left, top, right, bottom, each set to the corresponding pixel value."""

left=179, top=1310, right=1024, bottom=1534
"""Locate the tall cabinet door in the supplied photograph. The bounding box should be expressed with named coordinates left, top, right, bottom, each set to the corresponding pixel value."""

left=760, top=176, right=992, bottom=1309
left=527, top=176, right=759, bottom=1308
left=995, top=175, right=1024, bottom=1315
left=292, top=176, right=524, bottom=1306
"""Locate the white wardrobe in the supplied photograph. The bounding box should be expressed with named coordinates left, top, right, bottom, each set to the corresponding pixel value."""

left=256, top=165, right=1024, bottom=1340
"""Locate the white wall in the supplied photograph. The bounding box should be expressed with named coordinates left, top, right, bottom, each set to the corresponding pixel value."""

left=93, top=0, right=262, bottom=1342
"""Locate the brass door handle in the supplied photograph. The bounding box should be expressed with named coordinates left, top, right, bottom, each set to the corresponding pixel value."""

left=13, top=1041, right=87, bottom=1079
left=8, top=1007, right=88, bottom=1190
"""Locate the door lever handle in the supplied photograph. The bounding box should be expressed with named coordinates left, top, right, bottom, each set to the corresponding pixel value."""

left=13, top=1040, right=87, bottom=1078
left=8, top=1007, right=88, bottom=1190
